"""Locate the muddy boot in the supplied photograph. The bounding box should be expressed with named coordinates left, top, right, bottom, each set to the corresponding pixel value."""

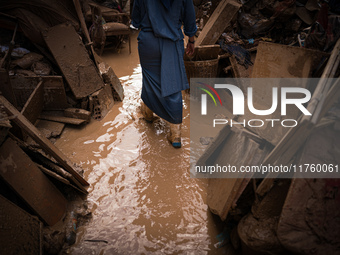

left=168, top=123, right=181, bottom=148
left=141, top=102, right=154, bottom=123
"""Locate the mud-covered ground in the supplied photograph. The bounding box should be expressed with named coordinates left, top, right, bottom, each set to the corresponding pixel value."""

left=55, top=33, right=232, bottom=255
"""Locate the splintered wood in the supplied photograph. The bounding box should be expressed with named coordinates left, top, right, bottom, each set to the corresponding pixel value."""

left=0, top=95, right=89, bottom=187
left=0, top=138, right=67, bottom=226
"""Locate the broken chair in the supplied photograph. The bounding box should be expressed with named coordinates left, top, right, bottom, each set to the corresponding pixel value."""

left=89, top=5, right=131, bottom=55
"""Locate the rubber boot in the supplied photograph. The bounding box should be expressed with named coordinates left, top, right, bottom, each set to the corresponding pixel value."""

left=141, top=102, right=153, bottom=123
left=168, top=123, right=181, bottom=148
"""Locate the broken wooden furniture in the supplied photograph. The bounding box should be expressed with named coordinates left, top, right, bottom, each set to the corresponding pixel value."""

left=0, top=95, right=89, bottom=190
left=0, top=138, right=67, bottom=226
left=90, top=5, right=131, bottom=55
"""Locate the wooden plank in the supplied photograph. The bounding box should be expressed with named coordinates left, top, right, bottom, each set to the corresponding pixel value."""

left=196, top=124, right=232, bottom=166
left=21, top=80, right=44, bottom=125
left=10, top=75, right=69, bottom=110
left=39, top=114, right=86, bottom=125
left=242, top=42, right=326, bottom=146
left=251, top=42, right=327, bottom=78
left=302, top=39, right=340, bottom=125
left=0, top=138, right=67, bottom=226
left=43, top=23, right=104, bottom=99
left=0, top=95, right=89, bottom=186
left=207, top=130, right=269, bottom=221
left=0, top=195, right=42, bottom=255
left=196, top=0, right=241, bottom=46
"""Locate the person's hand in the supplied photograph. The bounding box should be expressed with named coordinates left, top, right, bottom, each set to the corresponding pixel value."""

left=186, top=40, right=195, bottom=56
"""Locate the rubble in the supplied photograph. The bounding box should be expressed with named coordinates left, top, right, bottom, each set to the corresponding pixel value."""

left=191, top=1, right=340, bottom=254
left=0, top=0, right=339, bottom=254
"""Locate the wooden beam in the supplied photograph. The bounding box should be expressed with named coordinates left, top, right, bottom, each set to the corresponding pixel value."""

left=196, top=0, right=241, bottom=46
left=39, top=114, right=86, bottom=125
left=0, top=95, right=89, bottom=187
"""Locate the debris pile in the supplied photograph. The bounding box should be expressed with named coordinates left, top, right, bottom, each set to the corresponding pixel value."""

left=0, top=0, right=128, bottom=254
left=191, top=0, right=340, bottom=78
left=192, top=1, right=340, bottom=254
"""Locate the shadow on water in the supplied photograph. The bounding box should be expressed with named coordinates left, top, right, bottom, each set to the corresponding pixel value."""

left=55, top=34, right=229, bottom=255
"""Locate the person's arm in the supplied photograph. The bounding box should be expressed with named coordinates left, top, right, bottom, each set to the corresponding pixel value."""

left=183, top=0, right=197, bottom=56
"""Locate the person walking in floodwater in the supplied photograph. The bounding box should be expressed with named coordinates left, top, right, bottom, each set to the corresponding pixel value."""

left=131, top=0, right=197, bottom=148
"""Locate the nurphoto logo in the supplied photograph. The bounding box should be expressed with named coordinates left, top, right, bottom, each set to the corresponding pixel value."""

left=199, top=83, right=312, bottom=128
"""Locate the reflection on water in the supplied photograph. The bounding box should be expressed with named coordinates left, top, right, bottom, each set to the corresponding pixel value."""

left=55, top=56, right=225, bottom=254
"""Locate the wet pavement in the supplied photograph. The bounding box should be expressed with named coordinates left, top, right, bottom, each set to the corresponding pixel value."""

left=55, top=33, right=229, bottom=255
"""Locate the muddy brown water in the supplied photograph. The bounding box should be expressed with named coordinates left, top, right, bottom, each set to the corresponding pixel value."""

left=55, top=33, right=228, bottom=254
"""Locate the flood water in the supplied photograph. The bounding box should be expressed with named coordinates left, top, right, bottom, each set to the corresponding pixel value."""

left=55, top=33, right=229, bottom=255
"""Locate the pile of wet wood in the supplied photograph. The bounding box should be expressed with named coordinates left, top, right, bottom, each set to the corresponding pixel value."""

left=195, top=37, right=340, bottom=254
left=191, top=0, right=340, bottom=79
left=0, top=1, right=126, bottom=254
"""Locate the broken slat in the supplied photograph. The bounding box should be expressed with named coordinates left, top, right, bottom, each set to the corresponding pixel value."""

left=21, top=80, right=44, bottom=124
left=43, top=23, right=104, bottom=99
left=0, top=95, right=89, bottom=187
left=196, top=0, right=241, bottom=46
left=39, top=114, right=86, bottom=125
left=0, top=138, right=67, bottom=226
left=37, top=164, right=87, bottom=195
left=16, top=141, right=88, bottom=194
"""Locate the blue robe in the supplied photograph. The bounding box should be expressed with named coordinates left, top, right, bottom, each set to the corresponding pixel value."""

left=132, top=0, right=197, bottom=124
